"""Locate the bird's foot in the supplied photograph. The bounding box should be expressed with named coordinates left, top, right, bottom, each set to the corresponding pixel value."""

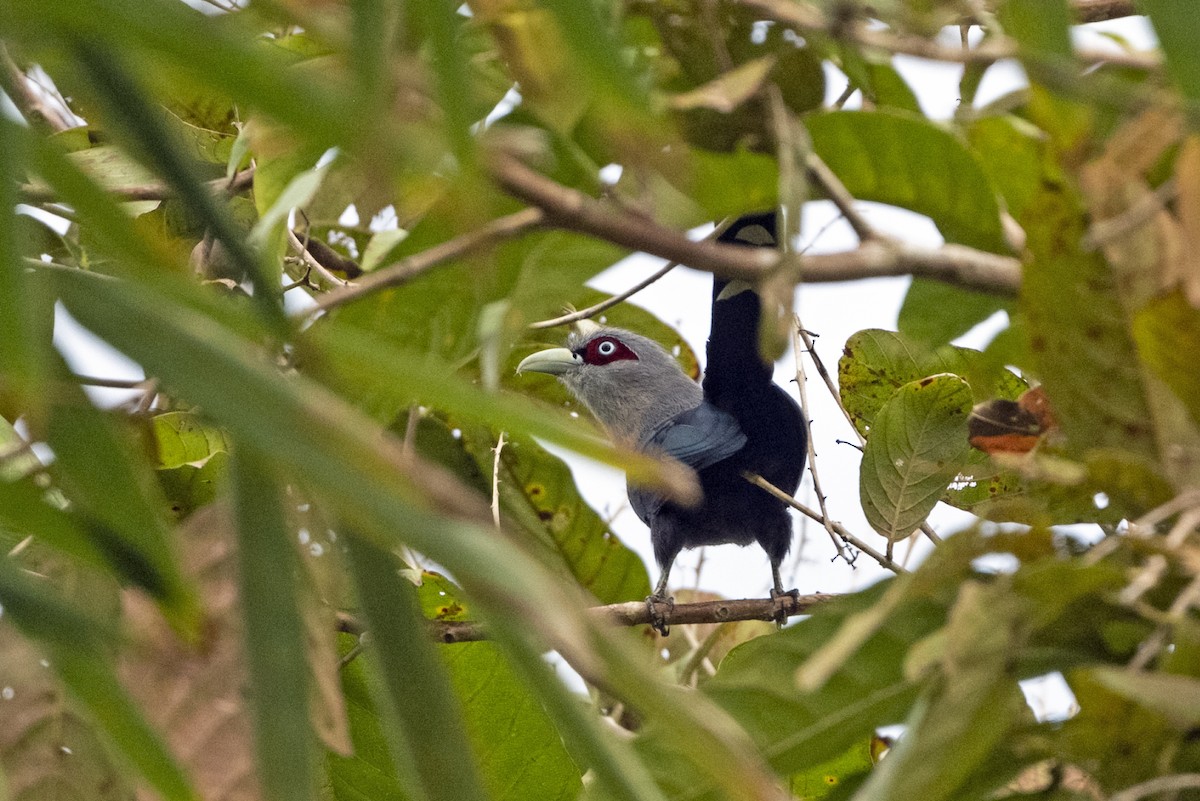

left=769, top=587, right=801, bottom=628
left=645, top=594, right=675, bottom=636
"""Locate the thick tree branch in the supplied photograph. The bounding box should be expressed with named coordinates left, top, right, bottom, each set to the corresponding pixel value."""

left=490, top=154, right=776, bottom=281
left=338, top=593, right=837, bottom=643
left=491, top=155, right=1023, bottom=295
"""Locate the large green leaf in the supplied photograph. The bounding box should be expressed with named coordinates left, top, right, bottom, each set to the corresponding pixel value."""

left=807, top=110, right=1008, bottom=253
left=628, top=581, right=944, bottom=801
left=458, top=425, right=652, bottom=604
left=345, top=539, right=492, bottom=801
left=853, top=582, right=1031, bottom=801
left=44, top=390, right=201, bottom=636
left=1019, top=176, right=1158, bottom=462
left=858, top=375, right=973, bottom=541
left=232, top=450, right=315, bottom=801
left=1132, top=289, right=1200, bottom=429
left=1132, top=1, right=1200, bottom=105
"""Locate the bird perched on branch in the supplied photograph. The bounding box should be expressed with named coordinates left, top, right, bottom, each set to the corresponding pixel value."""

left=518, top=212, right=807, bottom=633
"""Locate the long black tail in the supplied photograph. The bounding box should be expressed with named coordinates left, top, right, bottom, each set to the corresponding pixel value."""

left=703, top=211, right=778, bottom=409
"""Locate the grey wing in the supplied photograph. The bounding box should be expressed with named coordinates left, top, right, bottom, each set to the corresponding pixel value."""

left=643, top=401, right=747, bottom=471
left=629, top=403, right=746, bottom=526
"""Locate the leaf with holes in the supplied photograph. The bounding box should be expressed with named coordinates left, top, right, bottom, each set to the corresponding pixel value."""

left=839, top=328, right=1026, bottom=438
left=859, top=374, right=973, bottom=541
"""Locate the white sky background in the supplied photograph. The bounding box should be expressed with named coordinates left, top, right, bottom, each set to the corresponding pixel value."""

left=38, top=13, right=1157, bottom=702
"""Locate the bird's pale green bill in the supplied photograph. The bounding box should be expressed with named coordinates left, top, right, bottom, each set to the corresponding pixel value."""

left=516, top=347, right=581, bottom=376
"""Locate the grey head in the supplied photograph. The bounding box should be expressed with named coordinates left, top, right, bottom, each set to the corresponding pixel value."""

left=517, top=320, right=702, bottom=444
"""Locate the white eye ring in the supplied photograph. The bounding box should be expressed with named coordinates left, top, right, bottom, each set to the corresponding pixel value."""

left=597, top=340, right=617, bottom=356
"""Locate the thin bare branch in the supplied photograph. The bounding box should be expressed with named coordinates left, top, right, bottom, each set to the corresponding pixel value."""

left=744, top=472, right=905, bottom=574
left=790, top=318, right=851, bottom=563
left=528, top=218, right=734, bottom=330
left=798, top=240, right=1021, bottom=294
left=337, top=592, right=837, bottom=643
left=1109, top=774, right=1200, bottom=801
left=1071, top=0, right=1137, bottom=23
left=798, top=326, right=862, bottom=445
left=307, top=207, right=546, bottom=315
left=287, top=228, right=349, bottom=289
left=491, top=431, right=506, bottom=529
left=806, top=152, right=879, bottom=243
left=0, top=44, right=73, bottom=132
left=490, top=154, right=776, bottom=281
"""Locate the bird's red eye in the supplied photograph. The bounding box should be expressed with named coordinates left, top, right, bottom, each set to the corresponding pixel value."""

left=583, top=336, right=638, bottom=365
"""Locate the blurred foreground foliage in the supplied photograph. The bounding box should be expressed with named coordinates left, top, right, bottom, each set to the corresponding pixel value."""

left=2, top=1, right=1200, bottom=800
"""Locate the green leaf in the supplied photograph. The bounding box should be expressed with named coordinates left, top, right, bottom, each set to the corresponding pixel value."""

left=0, top=118, right=43, bottom=404
left=386, top=413, right=650, bottom=604
left=1132, top=1, right=1200, bottom=105
left=345, top=538, right=492, bottom=801
left=45, top=392, right=201, bottom=636
left=232, top=449, right=315, bottom=801
left=669, top=57, right=776, bottom=113
left=999, top=0, right=1072, bottom=59
left=68, top=41, right=285, bottom=328
left=158, top=450, right=229, bottom=520
left=150, top=411, right=231, bottom=470
left=638, top=582, right=944, bottom=797
left=1090, top=668, right=1200, bottom=730
left=853, top=581, right=1030, bottom=801
left=1132, top=289, right=1200, bottom=429
left=418, top=573, right=583, bottom=801
left=1019, top=179, right=1158, bottom=462
left=859, top=374, right=974, bottom=540
left=967, top=115, right=1052, bottom=221
left=1051, top=669, right=1178, bottom=792
left=807, top=110, right=1008, bottom=252
left=898, top=280, right=1009, bottom=347
left=838, top=328, right=1026, bottom=438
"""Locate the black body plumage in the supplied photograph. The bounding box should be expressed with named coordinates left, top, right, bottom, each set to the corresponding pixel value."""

left=629, top=212, right=807, bottom=598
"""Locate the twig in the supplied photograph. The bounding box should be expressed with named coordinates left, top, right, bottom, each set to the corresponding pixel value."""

left=531, top=263, right=678, bottom=329
left=336, top=592, right=837, bottom=643
left=790, top=318, right=851, bottom=564
left=528, top=218, right=734, bottom=330
left=797, top=326, right=863, bottom=445
left=1109, top=774, right=1200, bottom=801
left=1084, top=177, right=1178, bottom=250
left=307, top=208, right=546, bottom=315
left=287, top=227, right=348, bottom=289
left=70, top=373, right=151, bottom=389
left=1071, top=0, right=1137, bottom=23
left=0, top=45, right=73, bottom=132
left=491, top=431, right=506, bottom=528
left=743, top=472, right=905, bottom=574
left=18, top=168, right=256, bottom=204
left=805, top=151, right=879, bottom=243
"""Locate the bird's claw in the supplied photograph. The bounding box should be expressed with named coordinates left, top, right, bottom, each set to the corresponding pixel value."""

left=645, top=594, right=675, bottom=636
left=769, top=587, right=800, bottom=627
